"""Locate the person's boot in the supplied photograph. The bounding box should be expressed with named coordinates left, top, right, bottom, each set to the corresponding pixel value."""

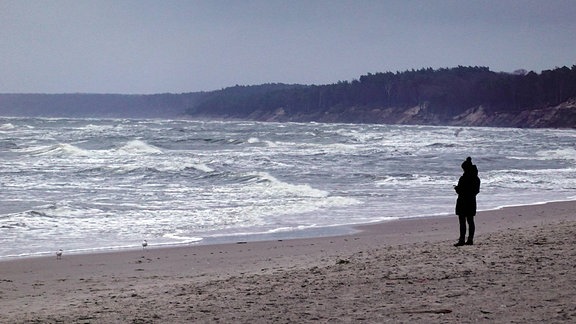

left=454, top=240, right=465, bottom=247
left=465, top=238, right=474, bottom=245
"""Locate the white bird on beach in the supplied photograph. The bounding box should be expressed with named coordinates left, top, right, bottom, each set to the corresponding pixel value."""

left=142, top=240, right=148, bottom=250
left=56, top=249, right=63, bottom=260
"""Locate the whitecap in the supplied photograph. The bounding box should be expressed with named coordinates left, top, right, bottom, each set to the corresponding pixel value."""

left=535, top=148, right=576, bottom=161
left=117, top=140, right=163, bottom=154
left=263, top=141, right=278, bottom=147
left=189, top=163, right=214, bottom=173
left=241, top=171, right=328, bottom=197
left=0, top=123, right=15, bottom=130
left=17, top=143, right=91, bottom=156
left=162, top=233, right=203, bottom=244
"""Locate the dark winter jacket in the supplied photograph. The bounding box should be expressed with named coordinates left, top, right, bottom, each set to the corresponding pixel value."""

left=455, top=165, right=481, bottom=216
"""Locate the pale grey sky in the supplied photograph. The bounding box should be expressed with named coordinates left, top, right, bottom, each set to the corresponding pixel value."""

left=1, top=0, right=575, bottom=94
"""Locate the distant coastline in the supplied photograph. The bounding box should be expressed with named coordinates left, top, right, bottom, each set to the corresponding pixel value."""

left=1, top=65, right=575, bottom=128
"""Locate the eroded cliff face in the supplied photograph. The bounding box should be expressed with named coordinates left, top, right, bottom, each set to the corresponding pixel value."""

left=1, top=92, right=574, bottom=128
left=451, top=100, right=576, bottom=128
left=251, top=99, right=576, bottom=128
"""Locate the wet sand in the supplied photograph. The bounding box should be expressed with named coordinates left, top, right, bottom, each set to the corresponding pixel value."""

left=1, top=201, right=575, bottom=323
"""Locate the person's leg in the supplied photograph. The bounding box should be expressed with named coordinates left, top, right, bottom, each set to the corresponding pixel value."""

left=455, top=215, right=466, bottom=246
left=466, top=215, right=475, bottom=245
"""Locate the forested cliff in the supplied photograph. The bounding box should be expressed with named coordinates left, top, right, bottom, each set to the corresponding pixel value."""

left=1, top=66, right=575, bottom=128
left=187, top=66, right=576, bottom=128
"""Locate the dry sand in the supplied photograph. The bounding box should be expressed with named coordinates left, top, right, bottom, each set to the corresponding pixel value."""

left=1, top=201, right=576, bottom=323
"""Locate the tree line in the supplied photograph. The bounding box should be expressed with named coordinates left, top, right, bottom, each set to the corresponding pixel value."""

left=188, top=65, right=576, bottom=121
left=2, top=65, right=575, bottom=127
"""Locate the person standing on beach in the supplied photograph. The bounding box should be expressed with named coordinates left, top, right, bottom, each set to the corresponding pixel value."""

left=454, top=157, right=480, bottom=246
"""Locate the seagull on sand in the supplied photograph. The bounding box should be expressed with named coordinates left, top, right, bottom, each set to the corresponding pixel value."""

left=142, top=240, right=148, bottom=250
left=56, top=249, right=63, bottom=260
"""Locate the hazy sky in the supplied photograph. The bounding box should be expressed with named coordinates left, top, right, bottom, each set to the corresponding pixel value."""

left=1, top=0, right=575, bottom=94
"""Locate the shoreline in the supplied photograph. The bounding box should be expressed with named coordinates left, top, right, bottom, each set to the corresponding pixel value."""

left=2, top=200, right=576, bottom=322
left=1, top=198, right=575, bottom=262
left=3, top=197, right=574, bottom=262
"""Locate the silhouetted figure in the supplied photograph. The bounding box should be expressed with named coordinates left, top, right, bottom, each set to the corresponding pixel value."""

left=454, top=157, right=480, bottom=246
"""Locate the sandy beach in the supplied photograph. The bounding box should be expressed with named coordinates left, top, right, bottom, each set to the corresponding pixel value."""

left=1, top=201, right=576, bottom=323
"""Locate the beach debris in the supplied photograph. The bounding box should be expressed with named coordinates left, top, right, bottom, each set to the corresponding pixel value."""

left=336, top=259, right=350, bottom=265
left=56, top=249, right=63, bottom=260
left=142, top=240, right=148, bottom=250
left=402, top=308, right=453, bottom=314
left=309, top=266, right=324, bottom=275
left=532, top=237, right=548, bottom=245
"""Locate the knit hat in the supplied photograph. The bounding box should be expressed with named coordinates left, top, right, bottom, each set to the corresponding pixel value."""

left=461, top=157, right=473, bottom=170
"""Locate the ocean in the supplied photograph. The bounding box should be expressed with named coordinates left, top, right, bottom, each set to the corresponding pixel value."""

left=1, top=117, right=575, bottom=258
